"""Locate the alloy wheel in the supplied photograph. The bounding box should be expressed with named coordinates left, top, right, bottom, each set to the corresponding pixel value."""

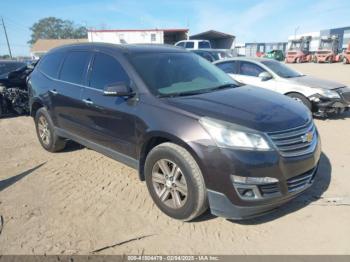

left=38, top=116, right=51, bottom=145
left=151, top=159, right=188, bottom=209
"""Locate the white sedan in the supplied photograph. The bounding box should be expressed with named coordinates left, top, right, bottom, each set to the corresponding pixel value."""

left=214, top=58, right=350, bottom=116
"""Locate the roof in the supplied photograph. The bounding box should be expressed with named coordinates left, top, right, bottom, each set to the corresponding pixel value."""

left=50, top=43, right=187, bottom=55
left=88, top=28, right=189, bottom=33
left=190, top=30, right=235, bottom=40
left=31, top=39, right=88, bottom=53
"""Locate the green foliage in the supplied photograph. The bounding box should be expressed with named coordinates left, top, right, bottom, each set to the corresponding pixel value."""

left=28, top=17, right=87, bottom=44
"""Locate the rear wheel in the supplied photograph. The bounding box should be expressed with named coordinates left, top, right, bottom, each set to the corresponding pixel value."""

left=144, top=142, right=208, bottom=221
left=35, top=107, right=66, bottom=152
left=286, top=93, right=312, bottom=111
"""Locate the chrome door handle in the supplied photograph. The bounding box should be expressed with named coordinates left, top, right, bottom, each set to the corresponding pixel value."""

left=82, top=98, right=94, bottom=105
left=49, top=89, right=58, bottom=95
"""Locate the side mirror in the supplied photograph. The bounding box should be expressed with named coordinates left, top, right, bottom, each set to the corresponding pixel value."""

left=258, top=72, right=273, bottom=81
left=103, top=82, right=134, bottom=97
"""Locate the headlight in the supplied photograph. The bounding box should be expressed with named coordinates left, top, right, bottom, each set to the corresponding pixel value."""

left=199, top=117, right=271, bottom=150
left=317, top=89, right=340, bottom=99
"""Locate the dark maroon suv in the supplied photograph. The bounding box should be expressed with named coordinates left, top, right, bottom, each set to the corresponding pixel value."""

left=28, top=43, right=321, bottom=221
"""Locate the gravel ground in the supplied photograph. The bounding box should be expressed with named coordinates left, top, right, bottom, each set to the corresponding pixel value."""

left=0, top=63, right=349, bottom=255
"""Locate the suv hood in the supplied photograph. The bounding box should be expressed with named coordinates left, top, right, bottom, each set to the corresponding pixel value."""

left=285, top=75, right=345, bottom=90
left=166, top=86, right=310, bottom=133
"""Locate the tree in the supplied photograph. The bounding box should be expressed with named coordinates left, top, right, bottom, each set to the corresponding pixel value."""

left=28, top=17, right=87, bottom=45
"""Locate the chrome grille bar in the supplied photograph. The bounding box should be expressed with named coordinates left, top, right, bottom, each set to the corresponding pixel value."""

left=267, top=120, right=318, bottom=157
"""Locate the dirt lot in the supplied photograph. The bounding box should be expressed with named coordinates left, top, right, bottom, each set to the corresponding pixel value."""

left=0, top=63, right=350, bottom=255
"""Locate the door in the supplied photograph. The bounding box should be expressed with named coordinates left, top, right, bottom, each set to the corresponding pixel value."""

left=53, top=51, right=92, bottom=136
left=80, top=52, right=137, bottom=157
left=236, top=61, right=277, bottom=92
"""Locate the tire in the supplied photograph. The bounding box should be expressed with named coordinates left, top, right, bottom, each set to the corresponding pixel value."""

left=286, top=93, right=312, bottom=111
left=144, top=142, right=208, bottom=221
left=343, top=57, right=348, bottom=64
left=296, top=57, right=301, bottom=63
left=34, top=107, right=66, bottom=152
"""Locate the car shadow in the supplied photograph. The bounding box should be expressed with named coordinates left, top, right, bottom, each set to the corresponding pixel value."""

left=231, top=152, right=331, bottom=225
left=0, top=162, right=46, bottom=192
left=59, top=140, right=85, bottom=153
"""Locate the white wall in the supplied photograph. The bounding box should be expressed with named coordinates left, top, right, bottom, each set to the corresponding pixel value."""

left=88, top=30, right=164, bottom=44
left=287, top=32, right=320, bottom=52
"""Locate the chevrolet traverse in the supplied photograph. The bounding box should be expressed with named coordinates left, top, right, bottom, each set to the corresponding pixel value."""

left=28, top=43, right=321, bottom=221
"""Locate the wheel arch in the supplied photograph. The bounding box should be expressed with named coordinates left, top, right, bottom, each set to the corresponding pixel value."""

left=138, top=131, right=203, bottom=182
left=30, top=97, right=45, bottom=117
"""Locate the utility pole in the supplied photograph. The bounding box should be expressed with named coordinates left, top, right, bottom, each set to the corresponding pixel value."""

left=294, top=26, right=300, bottom=40
left=1, top=17, right=13, bottom=59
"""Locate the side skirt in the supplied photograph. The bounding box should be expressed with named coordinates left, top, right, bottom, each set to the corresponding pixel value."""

left=55, top=127, right=139, bottom=170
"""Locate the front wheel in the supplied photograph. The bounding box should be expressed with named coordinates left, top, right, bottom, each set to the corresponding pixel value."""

left=286, top=93, right=312, bottom=111
left=144, top=142, right=208, bottom=221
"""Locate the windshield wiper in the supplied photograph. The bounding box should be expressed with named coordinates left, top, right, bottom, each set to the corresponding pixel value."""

left=158, top=83, right=237, bottom=98
left=158, top=90, right=209, bottom=98
left=209, top=83, right=237, bottom=91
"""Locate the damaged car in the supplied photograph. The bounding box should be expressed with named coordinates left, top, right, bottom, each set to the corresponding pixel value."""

left=214, top=58, right=350, bottom=117
left=0, top=60, right=35, bottom=117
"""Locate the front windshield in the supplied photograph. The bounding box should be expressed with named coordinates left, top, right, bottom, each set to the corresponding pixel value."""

left=290, top=42, right=301, bottom=50
left=261, top=60, right=304, bottom=78
left=130, top=52, right=237, bottom=97
left=320, top=41, right=333, bottom=50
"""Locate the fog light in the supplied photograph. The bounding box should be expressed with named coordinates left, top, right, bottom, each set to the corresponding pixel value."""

left=241, top=189, right=255, bottom=198
left=231, top=175, right=278, bottom=185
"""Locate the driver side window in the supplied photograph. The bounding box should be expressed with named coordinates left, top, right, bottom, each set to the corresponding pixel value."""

left=89, top=53, right=130, bottom=90
left=239, top=61, right=265, bottom=77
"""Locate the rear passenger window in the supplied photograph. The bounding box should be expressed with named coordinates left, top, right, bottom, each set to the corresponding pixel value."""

left=217, top=61, right=237, bottom=74
left=59, top=51, right=91, bottom=84
left=185, top=42, right=194, bottom=48
left=239, top=62, right=265, bottom=77
left=198, top=41, right=210, bottom=48
left=39, top=52, right=65, bottom=78
left=89, top=53, right=130, bottom=90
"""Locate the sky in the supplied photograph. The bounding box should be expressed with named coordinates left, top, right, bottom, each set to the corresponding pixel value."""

left=1, top=0, right=349, bottom=56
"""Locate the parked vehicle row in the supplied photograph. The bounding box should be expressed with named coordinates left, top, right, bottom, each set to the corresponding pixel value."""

left=28, top=43, right=321, bottom=221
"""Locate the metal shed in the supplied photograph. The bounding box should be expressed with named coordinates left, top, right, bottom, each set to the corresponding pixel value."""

left=190, top=30, right=235, bottom=49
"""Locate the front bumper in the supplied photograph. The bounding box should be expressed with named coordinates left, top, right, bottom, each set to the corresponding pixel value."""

left=310, top=95, right=350, bottom=116
left=190, top=136, right=321, bottom=220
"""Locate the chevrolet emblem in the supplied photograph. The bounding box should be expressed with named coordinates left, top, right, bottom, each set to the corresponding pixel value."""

left=301, top=132, right=313, bottom=143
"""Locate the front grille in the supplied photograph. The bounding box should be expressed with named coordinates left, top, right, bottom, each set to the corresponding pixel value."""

left=287, top=167, right=317, bottom=192
left=259, top=183, right=280, bottom=197
left=267, top=121, right=317, bottom=157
